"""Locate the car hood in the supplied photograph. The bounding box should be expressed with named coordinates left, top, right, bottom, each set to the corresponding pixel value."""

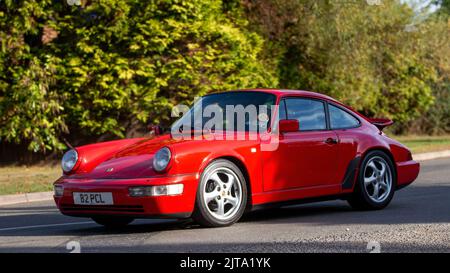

left=73, top=134, right=184, bottom=179
left=68, top=131, right=260, bottom=180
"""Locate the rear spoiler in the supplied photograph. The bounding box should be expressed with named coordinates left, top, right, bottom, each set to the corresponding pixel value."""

left=369, top=118, right=394, bottom=130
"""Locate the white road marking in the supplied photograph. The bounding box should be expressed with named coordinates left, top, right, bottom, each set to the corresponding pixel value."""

left=0, top=211, right=57, bottom=217
left=0, top=221, right=95, bottom=232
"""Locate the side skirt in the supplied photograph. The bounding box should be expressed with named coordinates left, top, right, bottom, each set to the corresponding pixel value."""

left=250, top=194, right=351, bottom=212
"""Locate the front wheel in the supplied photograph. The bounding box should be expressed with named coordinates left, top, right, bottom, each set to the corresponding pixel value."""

left=192, top=159, right=248, bottom=227
left=92, top=216, right=134, bottom=228
left=348, top=151, right=396, bottom=210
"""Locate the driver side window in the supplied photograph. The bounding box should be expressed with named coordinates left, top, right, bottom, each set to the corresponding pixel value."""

left=285, top=98, right=326, bottom=131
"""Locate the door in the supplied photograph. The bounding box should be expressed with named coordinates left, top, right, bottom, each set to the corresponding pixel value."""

left=262, top=97, right=340, bottom=191
left=328, top=103, right=362, bottom=186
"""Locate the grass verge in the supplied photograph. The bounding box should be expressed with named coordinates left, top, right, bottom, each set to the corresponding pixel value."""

left=393, top=135, right=450, bottom=154
left=0, top=165, right=61, bottom=195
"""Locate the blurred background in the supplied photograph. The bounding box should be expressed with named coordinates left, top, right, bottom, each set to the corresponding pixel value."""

left=0, top=0, right=449, bottom=194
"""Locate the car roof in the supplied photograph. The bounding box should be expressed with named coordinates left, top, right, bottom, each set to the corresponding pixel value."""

left=206, top=88, right=368, bottom=121
left=238, top=88, right=338, bottom=102
left=238, top=89, right=369, bottom=120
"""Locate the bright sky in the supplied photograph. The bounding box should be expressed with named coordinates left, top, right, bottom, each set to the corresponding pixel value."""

left=401, top=0, right=440, bottom=13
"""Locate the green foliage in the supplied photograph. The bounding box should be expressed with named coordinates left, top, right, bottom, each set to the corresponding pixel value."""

left=244, top=0, right=449, bottom=133
left=412, top=18, right=450, bottom=134
left=1, top=0, right=449, bottom=154
left=434, top=0, right=450, bottom=15
left=0, top=0, right=276, bottom=152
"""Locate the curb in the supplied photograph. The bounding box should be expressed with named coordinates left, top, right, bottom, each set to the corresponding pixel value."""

left=0, top=149, right=449, bottom=206
left=413, top=150, right=450, bottom=162
left=0, top=191, right=53, bottom=206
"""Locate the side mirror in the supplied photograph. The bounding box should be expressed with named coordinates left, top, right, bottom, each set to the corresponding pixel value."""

left=279, top=119, right=299, bottom=133
left=148, top=124, right=163, bottom=136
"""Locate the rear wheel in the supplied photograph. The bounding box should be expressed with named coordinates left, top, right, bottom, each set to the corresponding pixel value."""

left=92, top=216, right=134, bottom=228
left=348, top=150, right=396, bottom=210
left=192, top=159, right=248, bottom=227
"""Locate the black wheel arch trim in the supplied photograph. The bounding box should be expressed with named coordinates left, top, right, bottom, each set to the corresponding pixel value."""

left=341, top=156, right=361, bottom=190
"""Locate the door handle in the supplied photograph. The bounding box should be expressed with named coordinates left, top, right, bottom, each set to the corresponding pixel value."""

left=325, top=137, right=338, bottom=144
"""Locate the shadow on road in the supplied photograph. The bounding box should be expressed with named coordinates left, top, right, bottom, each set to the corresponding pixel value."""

left=243, top=184, right=450, bottom=225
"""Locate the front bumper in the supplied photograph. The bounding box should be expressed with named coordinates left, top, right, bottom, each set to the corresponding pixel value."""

left=53, top=173, right=198, bottom=219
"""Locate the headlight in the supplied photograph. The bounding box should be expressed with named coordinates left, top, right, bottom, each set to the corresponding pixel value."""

left=61, top=149, right=78, bottom=173
left=153, top=147, right=171, bottom=172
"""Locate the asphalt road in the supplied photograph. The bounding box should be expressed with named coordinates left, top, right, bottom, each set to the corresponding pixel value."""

left=0, top=158, right=449, bottom=253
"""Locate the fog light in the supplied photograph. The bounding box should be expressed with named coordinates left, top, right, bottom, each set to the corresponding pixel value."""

left=128, top=184, right=183, bottom=197
left=128, top=186, right=152, bottom=197
left=54, top=185, right=64, bottom=197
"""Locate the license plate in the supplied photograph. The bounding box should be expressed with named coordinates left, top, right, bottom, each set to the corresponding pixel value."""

left=73, top=192, right=113, bottom=205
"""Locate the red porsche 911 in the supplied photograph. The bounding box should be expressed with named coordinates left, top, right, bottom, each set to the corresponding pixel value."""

left=53, top=89, right=420, bottom=227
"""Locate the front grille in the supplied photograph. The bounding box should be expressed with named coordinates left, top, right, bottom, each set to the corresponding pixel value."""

left=60, top=204, right=145, bottom=213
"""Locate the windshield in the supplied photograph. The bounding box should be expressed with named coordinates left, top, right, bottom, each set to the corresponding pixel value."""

left=171, top=91, right=277, bottom=133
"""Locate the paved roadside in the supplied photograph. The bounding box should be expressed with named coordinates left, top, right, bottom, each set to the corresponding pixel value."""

left=0, top=192, right=53, bottom=206
left=0, top=157, right=449, bottom=252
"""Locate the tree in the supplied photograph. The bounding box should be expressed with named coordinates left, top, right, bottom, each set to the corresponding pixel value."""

left=410, top=0, right=450, bottom=134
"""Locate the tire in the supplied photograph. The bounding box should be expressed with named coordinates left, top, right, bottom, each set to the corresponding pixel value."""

left=192, top=159, right=248, bottom=227
left=348, top=150, right=396, bottom=210
left=92, top=216, right=134, bottom=228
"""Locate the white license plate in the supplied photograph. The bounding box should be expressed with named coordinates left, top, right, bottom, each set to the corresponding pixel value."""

left=73, top=192, right=113, bottom=205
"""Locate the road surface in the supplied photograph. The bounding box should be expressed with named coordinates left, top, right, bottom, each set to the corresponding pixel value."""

left=0, top=158, right=449, bottom=253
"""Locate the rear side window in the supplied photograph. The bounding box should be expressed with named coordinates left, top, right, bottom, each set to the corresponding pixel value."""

left=285, top=98, right=326, bottom=131
left=278, top=99, right=287, bottom=120
left=329, top=104, right=360, bottom=129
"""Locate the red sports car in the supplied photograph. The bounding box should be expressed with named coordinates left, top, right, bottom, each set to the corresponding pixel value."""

left=53, top=89, right=420, bottom=227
